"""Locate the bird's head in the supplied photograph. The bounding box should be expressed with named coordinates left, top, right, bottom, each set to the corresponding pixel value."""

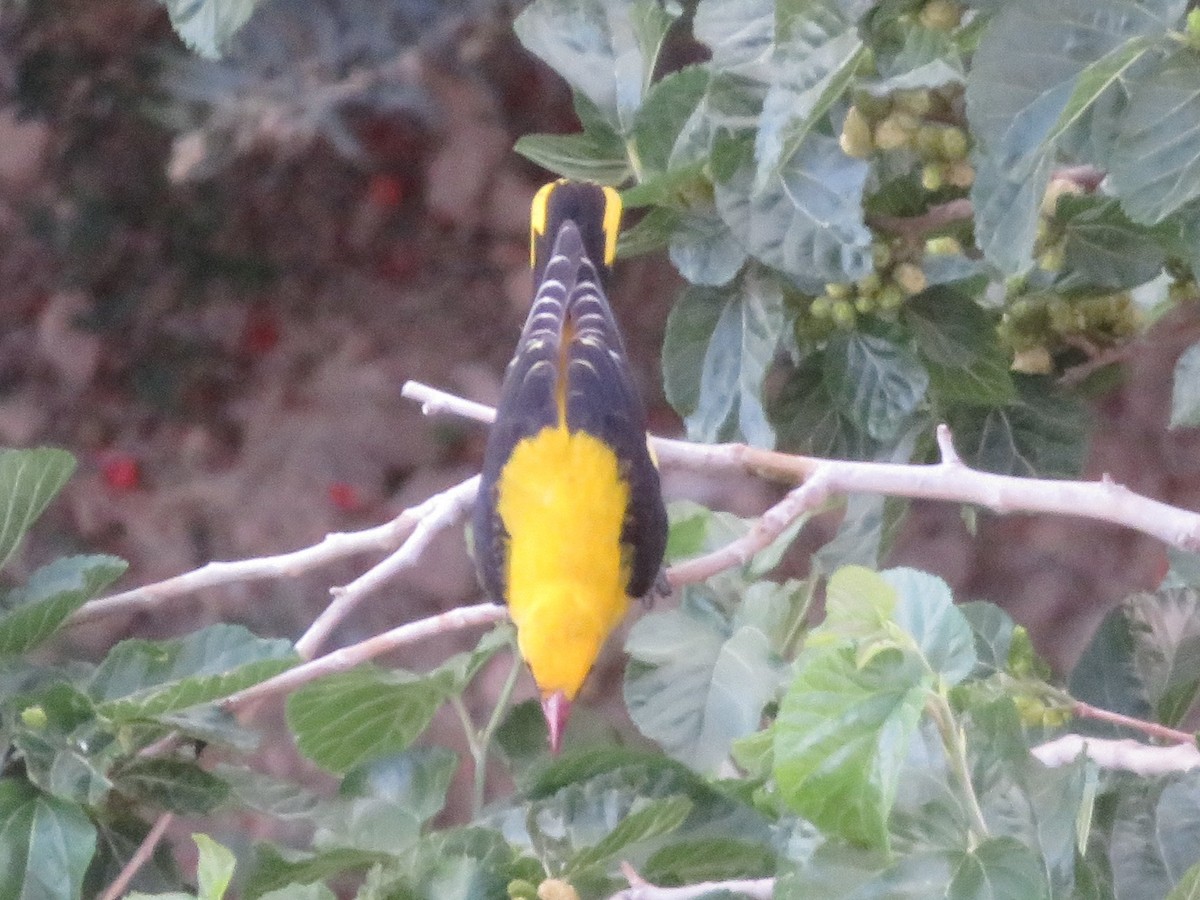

left=511, top=579, right=628, bottom=754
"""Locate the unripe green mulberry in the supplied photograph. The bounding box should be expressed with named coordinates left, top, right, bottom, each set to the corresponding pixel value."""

left=839, top=106, right=874, bottom=159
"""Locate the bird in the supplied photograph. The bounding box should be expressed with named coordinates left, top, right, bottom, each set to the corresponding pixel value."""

left=473, top=179, right=668, bottom=753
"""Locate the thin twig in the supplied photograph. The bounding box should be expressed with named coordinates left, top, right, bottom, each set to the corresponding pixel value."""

left=1072, top=700, right=1196, bottom=745
left=223, top=602, right=507, bottom=711
left=72, top=508, right=424, bottom=627
left=1032, top=734, right=1200, bottom=774
left=295, top=476, right=479, bottom=658
left=99, top=811, right=175, bottom=900
left=403, top=381, right=1200, bottom=553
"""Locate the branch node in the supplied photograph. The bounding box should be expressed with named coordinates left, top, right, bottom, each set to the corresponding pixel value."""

left=935, top=424, right=962, bottom=466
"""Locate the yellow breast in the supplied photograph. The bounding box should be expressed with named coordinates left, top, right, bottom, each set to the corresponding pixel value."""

left=495, top=423, right=632, bottom=699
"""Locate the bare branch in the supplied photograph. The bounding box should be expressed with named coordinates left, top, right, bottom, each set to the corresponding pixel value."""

left=1032, top=735, right=1200, bottom=775
left=1072, top=700, right=1195, bottom=745
left=99, top=812, right=175, bottom=900
left=295, top=475, right=479, bottom=657
left=225, top=602, right=507, bottom=711
left=71, top=509, right=424, bottom=627
left=612, top=862, right=774, bottom=900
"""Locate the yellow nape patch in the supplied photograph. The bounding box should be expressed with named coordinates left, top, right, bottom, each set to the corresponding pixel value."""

left=496, top=424, right=632, bottom=699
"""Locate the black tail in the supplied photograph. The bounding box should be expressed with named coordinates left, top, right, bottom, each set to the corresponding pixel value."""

left=530, top=180, right=620, bottom=290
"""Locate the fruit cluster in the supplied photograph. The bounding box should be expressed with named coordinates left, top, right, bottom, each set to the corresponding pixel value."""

left=998, top=292, right=1138, bottom=374
left=839, top=86, right=974, bottom=193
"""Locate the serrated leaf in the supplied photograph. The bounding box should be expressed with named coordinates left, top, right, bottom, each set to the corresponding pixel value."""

left=946, top=375, right=1089, bottom=478
left=157, top=0, right=264, bottom=59
left=866, top=21, right=965, bottom=94
left=947, top=836, right=1052, bottom=899
left=693, top=0, right=775, bottom=82
left=823, top=332, right=929, bottom=443
left=434, top=625, right=511, bottom=692
left=92, top=624, right=297, bottom=721
left=0, top=555, right=127, bottom=656
left=662, top=274, right=783, bottom=447
left=1171, top=342, right=1200, bottom=430
left=0, top=777, right=96, bottom=900
left=286, top=665, right=452, bottom=775
left=0, top=448, right=75, bottom=573
left=617, top=205, right=680, bottom=258
left=906, top=289, right=1016, bottom=406
left=565, top=795, right=692, bottom=876
left=1111, top=48, right=1200, bottom=224
left=513, top=132, right=631, bottom=185
left=514, top=0, right=678, bottom=133
left=882, top=567, right=977, bottom=686
left=625, top=607, right=782, bottom=773
left=114, top=759, right=230, bottom=815
left=715, top=132, right=872, bottom=291
left=820, top=565, right=897, bottom=641
left=194, top=833, right=236, bottom=900
left=774, top=644, right=932, bottom=850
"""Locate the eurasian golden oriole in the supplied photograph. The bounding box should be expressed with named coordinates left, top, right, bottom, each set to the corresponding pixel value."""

left=473, top=180, right=668, bottom=752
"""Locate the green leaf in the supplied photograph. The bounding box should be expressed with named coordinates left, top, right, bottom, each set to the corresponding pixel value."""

left=866, top=21, right=965, bottom=94
left=245, top=845, right=386, bottom=898
left=0, top=555, right=127, bottom=656
left=823, top=332, right=929, bottom=443
left=632, top=65, right=710, bottom=175
left=966, top=0, right=1177, bottom=174
left=667, top=209, right=747, bottom=287
left=1125, top=588, right=1200, bottom=726
left=769, top=353, right=882, bottom=460
left=156, top=0, right=264, bottom=59
left=1069, top=605, right=1152, bottom=736
left=195, top=833, right=237, bottom=900
left=820, top=565, right=897, bottom=641
left=1171, top=341, right=1200, bottom=429
left=114, top=759, right=230, bottom=815
left=882, top=567, right=977, bottom=685
left=947, top=836, right=1052, bottom=900
left=92, top=624, right=297, bottom=721
left=0, top=448, right=75, bottom=573
left=1111, top=776, right=1200, bottom=899
left=774, top=645, right=932, bottom=850
left=625, top=605, right=783, bottom=773
left=757, top=5, right=865, bottom=182
left=693, top=0, right=775, bottom=82
left=514, top=0, right=679, bottom=133
left=643, top=837, right=775, bottom=885
left=1058, top=196, right=1170, bottom=291
left=960, top=601, right=1016, bottom=675
left=969, top=149, right=1052, bottom=274
left=715, top=132, right=873, bottom=291
left=1168, top=861, right=1200, bottom=900
left=286, top=665, right=452, bottom=775
left=356, top=747, right=457, bottom=826
left=0, top=777, right=96, bottom=900
left=513, top=132, right=631, bottom=185
left=11, top=682, right=112, bottom=806
left=434, top=626, right=511, bottom=692
left=1111, top=48, right=1200, bottom=224
left=565, top=795, right=692, bottom=876
left=662, top=274, right=784, bottom=447
left=946, top=375, right=1089, bottom=478
left=906, top=289, right=1016, bottom=406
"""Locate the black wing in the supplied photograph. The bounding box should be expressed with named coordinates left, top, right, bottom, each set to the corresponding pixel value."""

left=473, top=222, right=581, bottom=604
left=562, top=246, right=668, bottom=599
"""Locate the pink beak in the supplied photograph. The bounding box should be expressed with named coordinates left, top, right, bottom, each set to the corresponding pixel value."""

left=541, top=690, right=571, bottom=754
